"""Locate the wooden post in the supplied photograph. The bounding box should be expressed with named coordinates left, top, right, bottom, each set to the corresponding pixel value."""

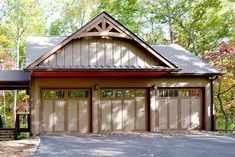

left=15, top=114, right=20, bottom=139
left=28, top=114, right=32, bottom=135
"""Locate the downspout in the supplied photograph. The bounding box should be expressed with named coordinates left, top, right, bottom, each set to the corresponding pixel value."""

left=208, top=75, right=219, bottom=131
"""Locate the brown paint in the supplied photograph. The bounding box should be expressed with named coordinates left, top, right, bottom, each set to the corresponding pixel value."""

left=147, top=88, right=151, bottom=131
left=201, top=87, right=206, bottom=130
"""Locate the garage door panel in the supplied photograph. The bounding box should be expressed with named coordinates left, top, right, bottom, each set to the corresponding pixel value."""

left=42, top=89, right=90, bottom=133
left=157, top=89, right=202, bottom=131
left=68, top=100, right=78, bottom=131
left=191, top=98, right=201, bottom=129
left=79, top=100, right=89, bottom=133
left=101, top=100, right=112, bottom=131
left=112, top=100, right=123, bottom=131
left=136, top=97, right=146, bottom=130
left=54, top=100, right=65, bottom=131
left=44, top=100, right=54, bottom=131
left=169, top=99, right=178, bottom=129
left=100, top=89, right=147, bottom=132
left=123, top=100, right=135, bottom=130
left=181, top=99, right=190, bottom=129
left=158, top=99, right=168, bottom=130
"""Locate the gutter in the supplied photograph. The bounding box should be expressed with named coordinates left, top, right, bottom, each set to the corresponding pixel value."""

left=208, top=75, right=219, bottom=131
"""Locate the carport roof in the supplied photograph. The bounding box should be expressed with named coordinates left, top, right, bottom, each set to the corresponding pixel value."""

left=0, top=70, right=30, bottom=89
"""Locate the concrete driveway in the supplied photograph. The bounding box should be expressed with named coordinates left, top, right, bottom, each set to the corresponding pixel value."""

left=34, top=133, right=235, bottom=157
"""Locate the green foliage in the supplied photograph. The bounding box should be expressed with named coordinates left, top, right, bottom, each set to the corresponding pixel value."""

left=93, top=0, right=144, bottom=34
left=1, top=0, right=46, bottom=69
left=0, top=0, right=234, bottom=132
left=0, top=90, right=29, bottom=128
left=143, top=0, right=234, bottom=55
left=48, top=0, right=99, bottom=36
left=17, top=132, right=30, bottom=140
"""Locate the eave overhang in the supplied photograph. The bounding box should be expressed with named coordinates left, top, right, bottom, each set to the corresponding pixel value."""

left=32, top=71, right=173, bottom=77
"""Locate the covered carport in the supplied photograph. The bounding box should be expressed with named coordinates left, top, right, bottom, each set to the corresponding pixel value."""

left=0, top=70, right=30, bottom=140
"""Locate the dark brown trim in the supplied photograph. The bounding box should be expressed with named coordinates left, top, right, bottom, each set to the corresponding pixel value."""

left=147, top=88, right=151, bottom=131
left=90, top=88, right=93, bottom=133
left=201, top=87, right=206, bottom=130
left=210, top=79, right=215, bottom=131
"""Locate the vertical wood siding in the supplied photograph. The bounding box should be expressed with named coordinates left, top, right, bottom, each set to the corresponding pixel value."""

left=40, top=38, right=160, bottom=67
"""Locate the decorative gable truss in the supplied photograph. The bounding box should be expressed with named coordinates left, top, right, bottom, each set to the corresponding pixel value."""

left=26, top=12, right=178, bottom=70
left=76, top=17, right=131, bottom=40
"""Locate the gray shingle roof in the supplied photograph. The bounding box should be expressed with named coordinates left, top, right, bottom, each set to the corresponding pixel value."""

left=0, top=70, right=30, bottom=82
left=150, top=44, right=221, bottom=74
left=26, top=36, right=221, bottom=75
left=26, top=36, right=67, bottom=66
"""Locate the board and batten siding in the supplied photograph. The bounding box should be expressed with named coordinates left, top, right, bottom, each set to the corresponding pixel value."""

left=30, top=77, right=212, bottom=135
left=39, top=37, right=160, bottom=67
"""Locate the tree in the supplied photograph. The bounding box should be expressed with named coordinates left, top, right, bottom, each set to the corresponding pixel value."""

left=92, top=0, right=144, bottom=35
left=143, top=0, right=234, bottom=55
left=48, top=0, right=99, bottom=36
left=205, top=43, right=235, bottom=130
left=1, top=0, right=46, bottom=124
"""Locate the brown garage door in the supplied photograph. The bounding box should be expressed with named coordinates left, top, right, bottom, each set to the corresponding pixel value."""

left=156, top=88, right=202, bottom=130
left=42, top=89, right=91, bottom=133
left=100, top=89, right=147, bottom=132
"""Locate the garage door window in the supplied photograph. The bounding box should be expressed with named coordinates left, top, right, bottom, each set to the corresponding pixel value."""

left=158, top=90, right=178, bottom=97
left=43, top=90, right=65, bottom=99
left=158, top=89, right=200, bottom=98
left=101, top=89, right=146, bottom=99
left=68, top=89, right=89, bottom=98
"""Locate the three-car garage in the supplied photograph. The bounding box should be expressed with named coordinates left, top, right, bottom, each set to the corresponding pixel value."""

left=41, top=87, right=203, bottom=133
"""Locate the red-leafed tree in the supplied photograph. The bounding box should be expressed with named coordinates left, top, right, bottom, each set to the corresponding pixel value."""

left=0, top=48, right=15, bottom=70
left=205, top=42, right=235, bottom=131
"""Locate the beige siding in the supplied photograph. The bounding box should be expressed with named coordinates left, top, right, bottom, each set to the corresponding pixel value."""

left=73, top=40, right=81, bottom=65
left=123, top=100, right=135, bottom=130
left=67, top=100, right=78, bottom=131
left=191, top=98, right=201, bottom=129
left=30, top=77, right=211, bottom=135
left=43, top=100, right=53, bottom=132
left=168, top=99, right=178, bottom=129
left=136, top=97, right=145, bottom=130
left=54, top=100, right=65, bottom=131
left=101, top=100, right=112, bottom=131
left=181, top=99, right=190, bottom=129
left=79, top=100, right=89, bottom=133
left=112, top=100, right=122, bottom=131
left=41, top=37, right=160, bottom=67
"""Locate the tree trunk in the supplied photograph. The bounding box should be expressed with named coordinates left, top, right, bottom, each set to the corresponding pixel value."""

left=3, top=91, right=7, bottom=127
left=14, top=0, right=21, bottom=123
left=217, top=80, right=229, bottom=131
left=165, top=0, right=174, bottom=44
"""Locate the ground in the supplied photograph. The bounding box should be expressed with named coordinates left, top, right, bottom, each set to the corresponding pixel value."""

left=0, top=138, right=39, bottom=157
left=34, top=132, right=235, bottom=157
